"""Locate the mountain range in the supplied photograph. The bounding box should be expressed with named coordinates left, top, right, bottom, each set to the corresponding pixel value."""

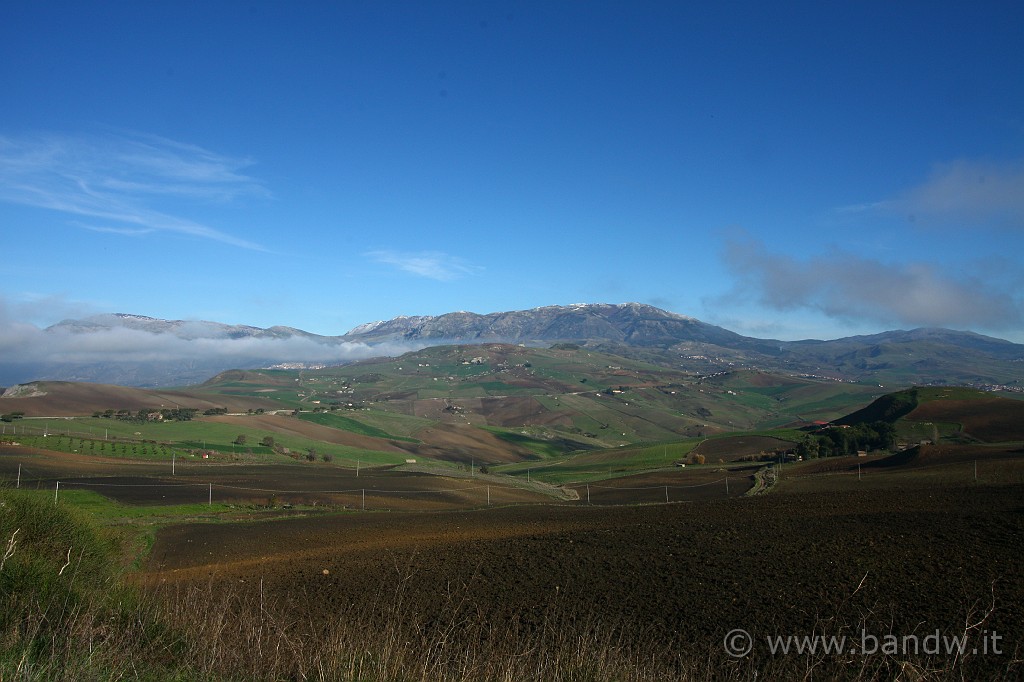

left=4, top=303, right=1023, bottom=389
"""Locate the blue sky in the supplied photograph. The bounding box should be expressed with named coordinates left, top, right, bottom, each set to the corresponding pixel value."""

left=2, top=1, right=1023, bottom=343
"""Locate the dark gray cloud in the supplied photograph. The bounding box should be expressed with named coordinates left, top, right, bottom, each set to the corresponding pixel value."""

left=721, top=235, right=1022, bottom=330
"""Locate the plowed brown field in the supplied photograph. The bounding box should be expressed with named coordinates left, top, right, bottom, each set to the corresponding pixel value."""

left=140, top=483, right=1024, bottom=677
left=907, top=397, right=1024, bottom=442
left=0, top=446, right=551, bottom=509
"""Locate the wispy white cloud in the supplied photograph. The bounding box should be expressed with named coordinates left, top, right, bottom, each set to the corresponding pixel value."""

left=719, top=234, right=1022, bottom=330
left=843, top=158, right=1024, bottom=229
left=366, top=250, right=483, bottom=281
left=73, top=222, right=156, bottom=237
left=0, top=131, right=269, bottom=249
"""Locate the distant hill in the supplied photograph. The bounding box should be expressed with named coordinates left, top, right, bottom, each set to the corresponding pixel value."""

left=1, top=345, right=882, bottom=456
left=834, top=388, right=921, bottom=425
left=48, top=313, right=329, bottom=342
left=343, top=302, right=765, bottom=349
left=5, top=348, right=1023, bottom=464
left=2, top=303, right=1023, bottom=388
left=837, top=386, right=1024, bottom=443
left=0, top=380, right=280, bottom=417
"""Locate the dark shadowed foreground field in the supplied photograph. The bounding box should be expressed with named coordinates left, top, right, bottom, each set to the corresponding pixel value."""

left=142, top=482, right=1024, bottom=680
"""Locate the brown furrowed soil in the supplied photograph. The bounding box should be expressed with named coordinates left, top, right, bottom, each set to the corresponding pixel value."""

left=6, top=441, right=1024, bottom=677
left=404, top=422, right=538, bottom=463
left=476, top=395, right=574, bottom=427
left=0, top=446, right=550, bottom=509
left=212, top=411, right=552, bottom=464
left=693, top=435, right=797, bottom=461
left=565, top=466, right=756, bottom=504
left=140, top=481, right=1024, bottom=678
left=907, top=397, right=1024, bottom=442
left=202, top=413, right=410, bottom=453
left=777, top=445, right=1024, bottom=495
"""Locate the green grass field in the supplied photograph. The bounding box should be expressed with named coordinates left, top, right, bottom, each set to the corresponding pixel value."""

left=6, top=417, right=411, bottom=468
left=298, top=411, right=419, bottom=442
left=494, top=439, right=700, bottom=484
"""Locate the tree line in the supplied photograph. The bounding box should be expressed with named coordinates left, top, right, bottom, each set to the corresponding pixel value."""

left=91, top=408, right=199, bottom=422
left=796, top=421, right=898, bottom=459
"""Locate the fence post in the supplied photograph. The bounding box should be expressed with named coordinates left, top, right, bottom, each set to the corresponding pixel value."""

left=208, top=483, right=212, bottom=506
left=725, top=476, right=729, bottom=496
left=362, top=489, right=365, bottom=511
left=54, top=481, right=59, bottom=505
left=664, top=485, right=669, bottom=503
left=16, top=464, right=20, bottom=489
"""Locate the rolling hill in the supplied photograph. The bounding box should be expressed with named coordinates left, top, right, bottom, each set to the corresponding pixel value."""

left=837, top=385, right=1024, bottom=444
left=2, top=344, right=886, bottom=467
left=3, top=303, right=1022, bottom=390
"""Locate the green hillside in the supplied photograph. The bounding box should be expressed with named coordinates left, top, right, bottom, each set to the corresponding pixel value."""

left=3, top=344, right=909, bottom=474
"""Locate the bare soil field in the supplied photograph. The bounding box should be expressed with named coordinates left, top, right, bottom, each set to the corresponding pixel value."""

left=907, top=397, right=1024, bottom=442
left=6, top=439, right=1024, bottom=677
left=165, top=412, right=553, bottom=465
left=476, top=395, right=573, bottom=427
left=872, top=442, right=1024, bottom=468
left=406, top=422, right=537, bottom=464
left=693, top=434, right=797, bottom=461
left=565, top=466, right=756, bottom=504
left=783, top=453, right=889, bottom=476
left=0, top=381, right=278, bottom=416
left=192, top=412, right=562, bottom=465
left=0, top=446, right=550, bottom=510
left=776, top=446, right=1024, bottom=496
left=141, top=482, right=1024, bottom=678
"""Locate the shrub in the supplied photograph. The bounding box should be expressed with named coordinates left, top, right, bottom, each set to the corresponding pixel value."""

left=0, top=489, right=174, bottom=677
